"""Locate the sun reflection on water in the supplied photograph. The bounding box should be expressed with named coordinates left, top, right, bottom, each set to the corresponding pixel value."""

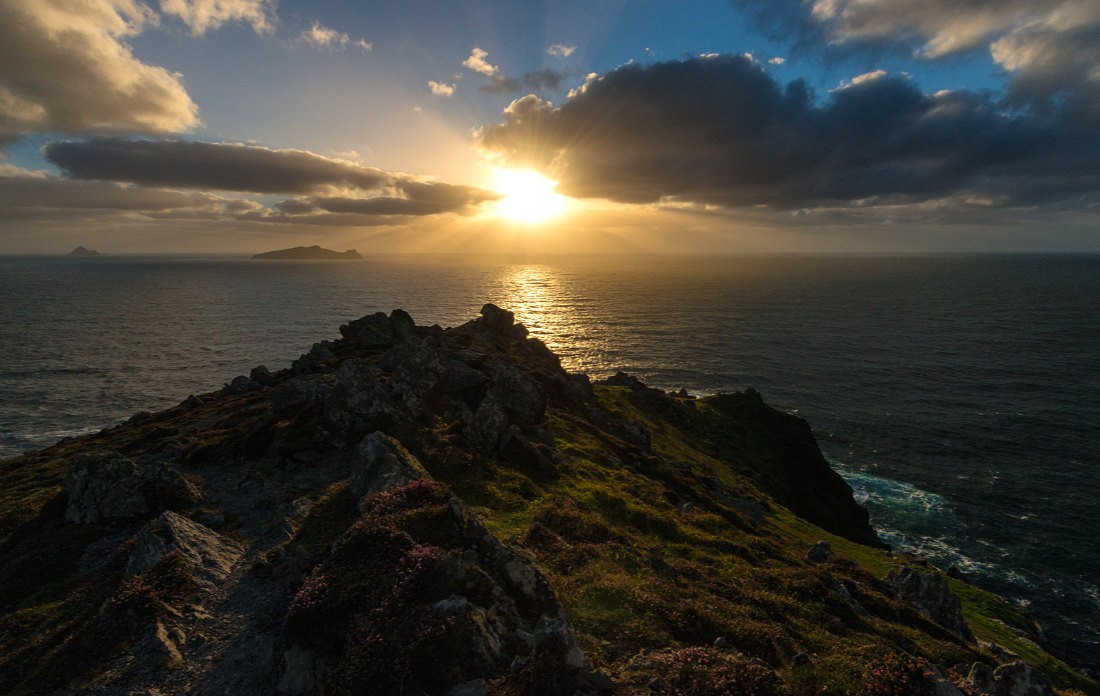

left=491, top=264, right=609, bottom=375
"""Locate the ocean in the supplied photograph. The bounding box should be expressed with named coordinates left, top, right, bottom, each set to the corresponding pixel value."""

left=1, top=253, right=1097, bottom=666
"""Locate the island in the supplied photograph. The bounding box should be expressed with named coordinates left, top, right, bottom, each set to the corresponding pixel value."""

left=252, top=245, right=362, bottom=260
left=69, top=245, right=101, bottom=256
left=0, top=304, right=1093, bottom=696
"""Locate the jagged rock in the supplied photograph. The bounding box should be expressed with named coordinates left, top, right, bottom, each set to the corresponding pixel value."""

left=250, top=364, right=276, bottom=386
left=338, top=311, right=397, bottom=349
left=126, top=510, right=243, bottom=588
left=969, top=663, right=996, bottom=694
left=134, top=621, right=184, bottom=669
left=65, top=452, right=149, bottom=523
left=221, top=374, right=262, bottom=396
left=140, top=459, right=202, bottom=511
left=384, top=338, right=445, bottom=412
left=807, top=540, right=834, bottom=564
left=885, top=566, right=974, bottom=641
left=992, top=660, right=1053, bottom=696
left=476, top=302, right=517, bottom=337
left=349, top=431, right=429, bottom=501
left=277, top=645, right=328, bottom=695
left=823, top=572, right=867, bottom=614
left=618, top=420, right=652, bottom=451
left=272, top=374, right=333, bottom=413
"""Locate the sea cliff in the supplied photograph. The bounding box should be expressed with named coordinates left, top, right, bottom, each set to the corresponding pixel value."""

left=0, top=305, right=1093, bottom=695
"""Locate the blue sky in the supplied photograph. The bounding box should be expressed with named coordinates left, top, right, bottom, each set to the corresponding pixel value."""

left=2, top=0, right=1099, bottom=253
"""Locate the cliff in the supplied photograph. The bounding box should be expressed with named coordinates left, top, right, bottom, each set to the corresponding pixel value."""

left=252, top=245, right=362, bottom=260
left=0, top=305, right=1093, bottom=696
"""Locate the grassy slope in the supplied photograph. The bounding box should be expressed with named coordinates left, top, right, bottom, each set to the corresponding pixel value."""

left=434, top=384, right=1097, bottom=695
left=1, top=380, right=1094, bottom=694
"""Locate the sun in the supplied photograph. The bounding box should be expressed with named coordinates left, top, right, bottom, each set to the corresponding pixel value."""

left=492, top=169, right=569, bottom=223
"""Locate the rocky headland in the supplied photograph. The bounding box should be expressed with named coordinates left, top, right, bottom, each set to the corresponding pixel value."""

left=69, top=246, right=102, bottom=256
left=0, top=305, right=1093, bottom=695
left=252, top=245, right=362, bottom=260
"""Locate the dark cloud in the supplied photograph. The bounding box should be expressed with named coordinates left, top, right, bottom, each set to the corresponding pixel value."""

left=736, top=0, right=1100, bottom=129
left=523, top=69, right=564, bottom=91
left=45, top=139, right=392, bottom=194
left=479, top=76, right=523, bottom=94
left=0, top=172, right=235, bottom=219
left=477, top=56, right=1100, bottom=210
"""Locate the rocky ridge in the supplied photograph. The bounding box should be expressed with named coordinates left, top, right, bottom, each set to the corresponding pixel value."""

left=0, top=305, right=1093, bottom=695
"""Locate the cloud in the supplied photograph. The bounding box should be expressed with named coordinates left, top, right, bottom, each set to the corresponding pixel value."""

left=741, top=0, right=1100, bottom=128
left=523, top=69, right=563, bottom=91
left=479, top=76, right=522, bottom=94
left=0, top=170, right=247, bottom=220
left=35, top=137, right=499, bottom=227
left=158, top=0, right=273, bottom=36
left=0, top=0, right=199, bottom=142
left=45, top=138, right=393, bottom=194
left=428, top=81, right=456, bottom=97
left=299, top=20, right=372, bottom=52
left=476, top=55, right=1100, bottom=210
left=463, top=47, right=499, bottom=76
left=547, top=44, right=576, bottom=58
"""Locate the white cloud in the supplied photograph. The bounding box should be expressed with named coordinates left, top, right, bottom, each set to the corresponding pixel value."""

left=547, top=44, right=576, bottom=58
left=0, top=0, right=200, bottom=141
left=301, top=20, right=348, bottom=48
left=462, top=47, right=499, bottom=76
left=428, top=81, right=456, bottom=97
left=159, top=0, right=273, bottom=36
left=299, top=20, right=371, bottom=52
left=769, top=56, right=786, bottom=65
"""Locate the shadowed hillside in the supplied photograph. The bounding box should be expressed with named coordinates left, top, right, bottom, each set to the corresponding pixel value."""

left=0, top=305, right=1093, bottom=695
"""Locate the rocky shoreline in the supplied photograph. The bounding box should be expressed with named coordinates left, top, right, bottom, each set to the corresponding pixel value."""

left=0, top=305, right=1093, bottom=695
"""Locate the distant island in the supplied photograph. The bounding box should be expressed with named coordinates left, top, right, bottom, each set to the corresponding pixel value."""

left=69, top=246, right=101, bottom=256
left=252, top=245, right=362, bottom=260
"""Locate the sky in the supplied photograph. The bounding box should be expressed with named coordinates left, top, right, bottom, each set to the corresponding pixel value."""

left=2, top=0, right=1100, bottom=254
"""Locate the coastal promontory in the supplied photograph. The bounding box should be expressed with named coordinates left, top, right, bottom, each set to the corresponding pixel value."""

left=0, top=305, right=1093, bottom=695
left=252, top=245, right=362, bottom=260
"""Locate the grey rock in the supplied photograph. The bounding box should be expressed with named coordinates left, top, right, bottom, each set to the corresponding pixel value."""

left=126, top=510, right=243, bottom=588
left=135, top=621, right=184, bottom=669
left=250, top=364, right=276, bottom=386
left=65, top=452, right=148, bottom=523
left=969, top=662, right=995, bottom=694
left=277, top=645, right=328, bottom=695
left=221, top=375, right=262, bottom=396
left=338, top=311, right=396, bottom=349
left=885, top=566, right=974, bottom=641
left=807, top=540, right=834, bottom=564
left=992, top=660, right=1053, bottom=696
left=444, top=680, right=489, bottom=696
left=272, top=374, right=333, bottom=413
left=349, top=431, right=429, bottom=502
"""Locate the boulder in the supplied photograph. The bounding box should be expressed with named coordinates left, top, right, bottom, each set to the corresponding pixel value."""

left=126, top=510, right=243, bottom=588
left=806, top=540, right=834, bottom=564
left=65, top=452, right=148, bottom=523
left=338, top=311, right=397, bottom=349
left=349, top=432, right=429, bottom=502
left=992, top=660, right=1053, bottom=696
left=272, top=374, right=333, bottom=413
left=884, top=566, right=974, bottom=641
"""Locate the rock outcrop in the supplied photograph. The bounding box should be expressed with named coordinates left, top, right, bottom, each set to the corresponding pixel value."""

left=0, top=304, right=1086, bottom=696
left=885, top=566, right=975, bottom=642
left=126, top=510, right=243, bottom=587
